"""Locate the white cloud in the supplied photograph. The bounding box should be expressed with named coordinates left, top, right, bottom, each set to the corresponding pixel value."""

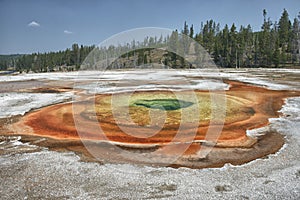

left=28, top=21, right=40, bottom=27
left=64, top=30, right=73, bottom=34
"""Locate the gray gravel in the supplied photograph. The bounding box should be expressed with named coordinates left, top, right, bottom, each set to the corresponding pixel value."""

left=0, top=137, right=299, bottom=199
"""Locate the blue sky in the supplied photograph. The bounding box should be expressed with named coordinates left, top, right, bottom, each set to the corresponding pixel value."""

left=0, top=0, right=299, bottom=54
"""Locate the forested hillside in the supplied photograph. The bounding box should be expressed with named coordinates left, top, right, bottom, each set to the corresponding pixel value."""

left=0, top=54, right=23, bottom=70
left=194, top=9, right=300, bottom=68
left=0, top=9, right=299, bottom=72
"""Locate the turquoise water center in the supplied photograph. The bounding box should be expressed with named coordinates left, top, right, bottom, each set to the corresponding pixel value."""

left=133, top=98, right=194, bottom=111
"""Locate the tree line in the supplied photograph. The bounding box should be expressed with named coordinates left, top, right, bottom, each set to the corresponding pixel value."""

left=14, top=44, right=94, bottom=72
left=191, top=9, right=300, bottom=68
left=0, top=9, right=299, bottom=72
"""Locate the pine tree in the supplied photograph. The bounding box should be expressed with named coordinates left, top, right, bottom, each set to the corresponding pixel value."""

left=189, top=24, right=194, bottom=38
left=183, top=21, right=189, bottom=36
left=229, top=23, right=238, bottom=67
left=202, top=20, right=216, bottom=54
left=259, top=9, right=273, bottom=66
left=221, top=24, right=230, bottom=67
left=291, top=17, right=300, bottom=64
left=278, top=9, right=292, bottom=47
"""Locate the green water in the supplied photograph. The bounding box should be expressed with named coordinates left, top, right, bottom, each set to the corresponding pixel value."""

left=133, top=99, right=194, bottom=111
